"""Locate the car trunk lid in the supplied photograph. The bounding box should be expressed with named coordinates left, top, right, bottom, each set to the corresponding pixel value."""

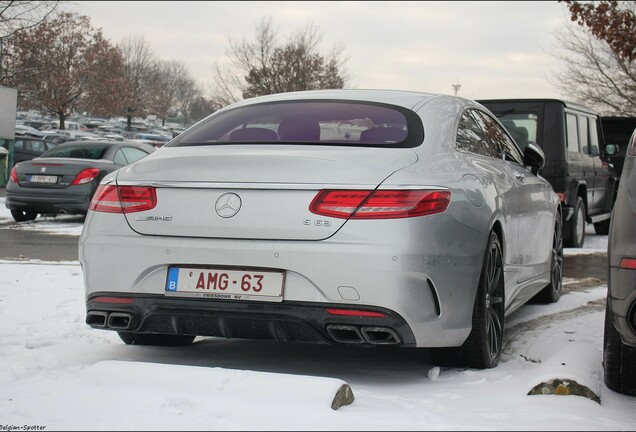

left=117, top=145, right=418, bottom=240
left=14, top=158, right=108, bottom=189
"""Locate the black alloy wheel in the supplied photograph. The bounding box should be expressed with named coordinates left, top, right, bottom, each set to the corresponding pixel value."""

left=566, top=197, right=586, bottom=248
left=432, top=231, right=505, bottom=369
left=478, top=232, right=505, bottom=365
left=533, top=212, right=564, bottom=303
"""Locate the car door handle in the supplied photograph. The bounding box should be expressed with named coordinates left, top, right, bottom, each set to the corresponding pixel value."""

left=514, top=173, right=526, bottom=181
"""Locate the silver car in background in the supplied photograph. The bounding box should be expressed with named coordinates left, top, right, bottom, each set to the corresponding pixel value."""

left=605, top=127, right=636, bottom=395
left=80, top=90, right=562, bottom=369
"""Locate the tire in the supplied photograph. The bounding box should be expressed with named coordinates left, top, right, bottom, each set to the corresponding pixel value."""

left=432, top=231, right=505, bottom=369
left=565, top=197, right=585, bottom=248
left=593, top=219, right=610, bottom=236
left=532, top=212, right=563, bottom=304
left=603, top=303, right=636, bottom=396
left=10, top=209, right=38, bottom=222
left=117, top=332, right=195, bottom=346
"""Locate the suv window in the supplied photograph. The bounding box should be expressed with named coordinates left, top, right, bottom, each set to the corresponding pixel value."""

left=485, top=112, right=538, bottom=146
left=579, top=116, right=589, bottom=154
left=566, top=113, right=580, bottom=153
left=589, top=118, right=599, bottom=155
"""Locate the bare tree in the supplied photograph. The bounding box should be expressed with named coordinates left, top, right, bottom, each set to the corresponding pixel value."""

left=551, top=2, right=636, bottom=116
left=5, top=12, right=125, bottom=127
left=118, top=35, right=155, bottom=130
left=146, top=60, right=197, bottom=126
left=211, top=17, right=348, bottom=106
left=0, top=0, right=60, bottom=38
left=189, top=95, right=220, bottom=123
left=174, top=76, right=199, bottom=125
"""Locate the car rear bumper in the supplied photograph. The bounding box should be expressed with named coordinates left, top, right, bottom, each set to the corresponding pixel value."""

left=5, top=183, right=92, bottom=214
left=85, top=294, right=417, bottom=346
left=79, top=211, right=489, bottom=348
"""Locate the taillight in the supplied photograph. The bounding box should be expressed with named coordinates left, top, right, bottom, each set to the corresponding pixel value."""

left=620, top=258, right=636, bottom=270
left=72, top=168, right=100, bottom=185
left=310, top=189, right=450, bottom=219
left=9, top=167, right=18, bottom=183
left=89, top=184, right=157, bottom=213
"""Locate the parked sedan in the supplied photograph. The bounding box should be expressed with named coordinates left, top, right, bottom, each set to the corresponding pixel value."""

left=80, top=90, right=563, bottom=369
left=6, top=140, right=155, bottom=222
left=605, top=127, right=636, bottom=395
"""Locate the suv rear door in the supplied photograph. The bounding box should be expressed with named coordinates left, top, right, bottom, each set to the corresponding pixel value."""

left=565, top=112, right=596, bottom=215
left=586, top=116, right=610, bottom=211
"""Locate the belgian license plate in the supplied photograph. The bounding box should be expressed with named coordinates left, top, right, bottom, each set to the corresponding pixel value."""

left=29, top=175, right=58, bottom=184
left=165, top=267, right=284, bottom=302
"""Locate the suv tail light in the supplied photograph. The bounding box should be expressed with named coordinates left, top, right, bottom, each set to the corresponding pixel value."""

left=72, top=168, right=100, bottom=185
left=89, top=184, right=157, bottom=213
left=310, top=189, right=450, bottom=219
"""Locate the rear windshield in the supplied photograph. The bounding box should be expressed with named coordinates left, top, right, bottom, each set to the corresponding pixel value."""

left=41, top=144, right=110, bottom=159
left=169, top=100, right=424, bottom=148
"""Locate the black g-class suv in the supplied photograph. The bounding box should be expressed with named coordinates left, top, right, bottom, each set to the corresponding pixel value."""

left=478, top=99, right=619, bottom=248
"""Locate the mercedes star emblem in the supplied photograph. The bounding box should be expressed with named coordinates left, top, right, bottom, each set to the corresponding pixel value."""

left=215, top=193, right=242, bottom=218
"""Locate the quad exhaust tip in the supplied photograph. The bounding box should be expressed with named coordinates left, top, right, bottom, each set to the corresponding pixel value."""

left=326, top=324, right=400, bottom=345
left=86, top=311, right=134, bottom=330
left=361, top=326, right=401, bottom=345
left=107, top=312, right=134, bottom=329
left=86, top=311, right=108, bottom=328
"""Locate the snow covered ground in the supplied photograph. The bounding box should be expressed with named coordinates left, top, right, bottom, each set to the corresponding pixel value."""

left=1, top=197, right=635, bottom=430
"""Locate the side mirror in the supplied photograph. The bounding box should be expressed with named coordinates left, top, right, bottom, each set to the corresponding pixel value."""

left=523, top=141, right=545, bottom=175
left=605, top=144, right=617, bottom=156
left=589, top=145, right=600, bottom=156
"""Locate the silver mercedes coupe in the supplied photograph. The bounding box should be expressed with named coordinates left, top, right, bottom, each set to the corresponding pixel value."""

left=80, top=89, right=563, bottom=369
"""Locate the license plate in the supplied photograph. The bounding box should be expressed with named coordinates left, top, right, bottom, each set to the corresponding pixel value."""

left=29, top=175, right=58, bottom=184
left=165, top=267, right=284, bottom=302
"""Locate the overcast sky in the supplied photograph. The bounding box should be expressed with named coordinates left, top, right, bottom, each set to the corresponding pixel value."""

left=65, top=1, right=572, bottom=101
